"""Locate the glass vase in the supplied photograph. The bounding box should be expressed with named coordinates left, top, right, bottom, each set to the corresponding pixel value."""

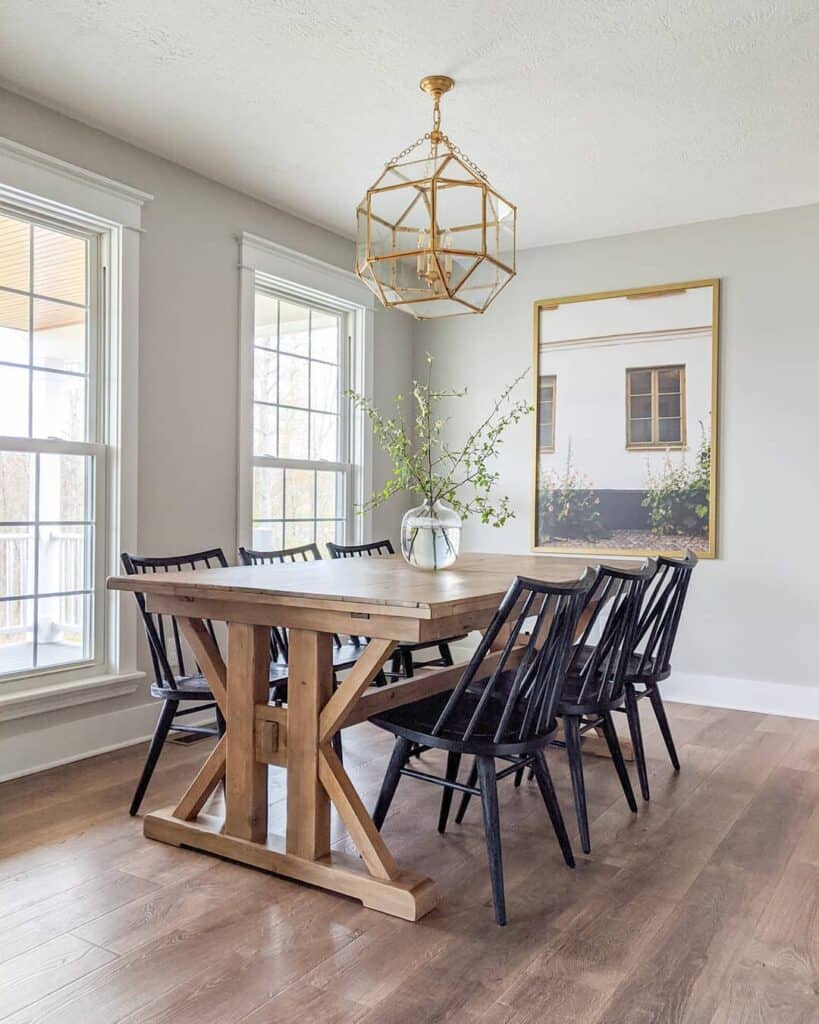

left=400, top=499, right=462, bottom=570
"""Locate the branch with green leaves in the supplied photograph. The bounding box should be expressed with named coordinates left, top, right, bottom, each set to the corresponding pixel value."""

left=346, top=354, right=532, bottom=528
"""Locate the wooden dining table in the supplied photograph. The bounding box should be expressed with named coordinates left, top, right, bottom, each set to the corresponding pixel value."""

left=108, top=551, right=637, bottom=922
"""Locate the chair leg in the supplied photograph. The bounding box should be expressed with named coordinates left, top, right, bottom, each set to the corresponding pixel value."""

left=624, top=685, right=650, bottom=801
left=372, top=736, right=411, bottom=831
left=476, top=756, right=506, bottom=926
left=437, top=751, right=462, bottom=833
left=532, top=752, right=575, bottom=869
left=401, top=647, right=415, bottom=679
left=331, top=729, right=344, bottom=766
left=391, top=652, right=402, bottom=678
left=563, top=715, right=591, bottom=855
left=215, top=706, right=226, bottom=738
left=600, top=712, right=638, bottom=813
left=454, top=759, right=478, bottom=823
left=513, top=761, right=525, bottom=788
left=438, top=642, right=454, bottom=666
left=130, top=699, right=178, bottom=816
left=649, top=686, right=680, bottom=770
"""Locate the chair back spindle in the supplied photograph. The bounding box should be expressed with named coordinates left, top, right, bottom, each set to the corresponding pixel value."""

left=631, top=550, right=697, bottom=680
left=567, top=561, right=657, bottom=706
left=429, top=571, right=596, bottom=749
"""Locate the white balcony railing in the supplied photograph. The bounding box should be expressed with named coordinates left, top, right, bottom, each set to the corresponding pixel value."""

left=0, top=529, right=86, bottom=639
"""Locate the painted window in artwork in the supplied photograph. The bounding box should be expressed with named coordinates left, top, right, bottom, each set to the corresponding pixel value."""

left=626, top=365, right=685, bottom=448
left=538, top=375, right=556, bottom=452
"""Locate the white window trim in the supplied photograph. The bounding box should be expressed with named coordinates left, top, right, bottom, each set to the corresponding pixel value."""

left=0, top=136, right=151, bottom=719
left=237, top=233, right=375, bottom=552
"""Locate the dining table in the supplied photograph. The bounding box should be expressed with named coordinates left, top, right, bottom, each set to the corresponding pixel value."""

left=107, top=551, right=638, bottom=922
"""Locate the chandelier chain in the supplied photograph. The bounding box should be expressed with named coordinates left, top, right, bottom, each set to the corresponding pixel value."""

left=386, top=132, right=489, bottom=181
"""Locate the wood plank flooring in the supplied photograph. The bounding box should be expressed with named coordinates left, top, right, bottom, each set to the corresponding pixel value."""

left=0, top=703, right=816, bottom=1023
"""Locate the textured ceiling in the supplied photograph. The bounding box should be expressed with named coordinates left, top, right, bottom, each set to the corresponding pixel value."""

left=2, top=1, right=818, bottom=248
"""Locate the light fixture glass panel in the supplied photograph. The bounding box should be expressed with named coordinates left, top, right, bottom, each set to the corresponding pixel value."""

left=434, top=180, right=484, bottom=255
left=453, top=257, right=511, bottom=311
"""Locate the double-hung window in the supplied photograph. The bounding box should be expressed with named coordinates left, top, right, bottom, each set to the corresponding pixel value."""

left=0, top=206, right=105, bottom=679
left=251, top=287, right=353, bottom=552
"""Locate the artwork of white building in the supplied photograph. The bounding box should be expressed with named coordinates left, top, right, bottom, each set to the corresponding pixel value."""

left=534, top=284, right=716, bottom=554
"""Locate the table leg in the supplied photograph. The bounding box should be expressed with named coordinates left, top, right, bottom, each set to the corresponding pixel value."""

left=285, top=628, right=333, bottom=859
left=225, top=622, right=270, bottom=842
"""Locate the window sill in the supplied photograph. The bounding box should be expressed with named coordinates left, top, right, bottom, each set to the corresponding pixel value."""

left=0, top=670, right=145, bottom=723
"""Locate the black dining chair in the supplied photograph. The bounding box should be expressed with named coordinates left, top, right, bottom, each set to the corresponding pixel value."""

left=555, top=561, right=656, bottom=854
left=121, top=547, right=289, bottom=816
left=325, top=538, right=464, bottom=678
left=619, top=550, right=698, bottom=800
left=369, top=570, right=596, bottom=925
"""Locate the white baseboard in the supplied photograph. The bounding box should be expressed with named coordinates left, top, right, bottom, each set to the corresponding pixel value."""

left=661, top=673, right=819, bottom=720
left=0, top=702, right=216, bottom=783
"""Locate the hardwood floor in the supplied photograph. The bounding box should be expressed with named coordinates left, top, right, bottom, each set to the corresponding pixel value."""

left=0, top=703, right=816, bottom=1023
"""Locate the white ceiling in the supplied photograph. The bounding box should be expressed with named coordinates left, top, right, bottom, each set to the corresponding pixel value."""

left=2, top=1, right=818, bottom=249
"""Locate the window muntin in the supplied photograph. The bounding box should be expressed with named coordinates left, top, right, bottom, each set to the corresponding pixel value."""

left=0, top=208, right=103, bottom=680
left=251, top=290, right=350, bottom=551
left=626, top=365, right=685, bottom=449
left=537, top=375, right=556, bottom=452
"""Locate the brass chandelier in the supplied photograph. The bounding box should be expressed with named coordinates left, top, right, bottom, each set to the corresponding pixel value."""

left=355, top=75, right=516, bottom=319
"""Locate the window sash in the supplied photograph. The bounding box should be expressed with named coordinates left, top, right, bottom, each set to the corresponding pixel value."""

left=626, top=365, right=685, bottom=449
left=0, top=201, right=107, bottom=683
left=250, top=286, right=354, bottom=546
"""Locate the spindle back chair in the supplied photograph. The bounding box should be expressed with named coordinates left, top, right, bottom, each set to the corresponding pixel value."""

left=555, top=560, right=656, bottom=853
left=122, top=547, right=275, bottom=816
left=370, top=570, right=596, bottom=924
left=620, top=549, right=698, bottom=799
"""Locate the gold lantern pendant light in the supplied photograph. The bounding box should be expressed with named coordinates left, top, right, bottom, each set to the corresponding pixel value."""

left=355, top=75, right=516, bottom=319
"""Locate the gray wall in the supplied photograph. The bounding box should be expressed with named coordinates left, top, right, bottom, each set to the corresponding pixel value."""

left=0, top=87, right=413, bottom=777
left=414, top=205, right=819, bottom=696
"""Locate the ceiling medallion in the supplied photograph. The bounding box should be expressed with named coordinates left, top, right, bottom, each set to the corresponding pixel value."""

left=355, top=75, right=516, bottom=319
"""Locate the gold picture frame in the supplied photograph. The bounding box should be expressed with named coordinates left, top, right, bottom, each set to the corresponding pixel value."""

left=531, top=279, right=719, bottom=559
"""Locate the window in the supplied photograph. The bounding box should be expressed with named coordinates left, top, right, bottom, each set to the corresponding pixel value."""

left=626, top=365, right=685, bottom=448
left=251, top=289, right=352, bottom=551
left=0, top=207, right=105, bottom=680
left=537, top=375, right=556, bottom=452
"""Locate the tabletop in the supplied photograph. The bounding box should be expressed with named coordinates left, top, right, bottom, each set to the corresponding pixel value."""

left=107, top=551, right=643, bottom=621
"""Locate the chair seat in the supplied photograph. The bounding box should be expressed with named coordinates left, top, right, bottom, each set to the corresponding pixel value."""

left=557, top=672, right=625, bottom=716
left=371, top=678, right=556, bottom=756
left=152, top=661, right=290, bottom=702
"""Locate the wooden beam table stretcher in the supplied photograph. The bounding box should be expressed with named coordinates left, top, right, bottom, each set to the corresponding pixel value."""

left=108, top=552, right=639, bottom=921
